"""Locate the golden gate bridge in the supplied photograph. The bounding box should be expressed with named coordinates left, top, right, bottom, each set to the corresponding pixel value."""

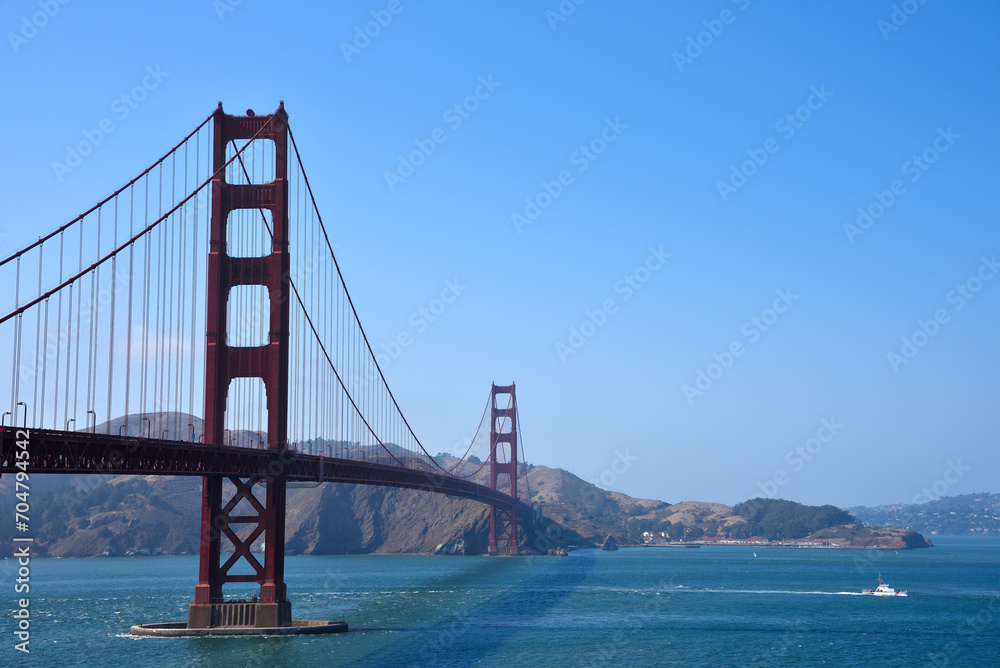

left=0, top=103, right=534, bottom=635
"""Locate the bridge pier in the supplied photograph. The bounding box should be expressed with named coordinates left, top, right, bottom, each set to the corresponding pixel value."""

left=187, top=600, right=291, bottom=630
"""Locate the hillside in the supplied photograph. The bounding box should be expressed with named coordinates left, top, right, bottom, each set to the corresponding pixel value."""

left=0, top=473, right=554, bottom=557
left=0, top=469, right=930, bottom=556
left=850, top=493, right=1000, bottom=536
left=732, top=498, right=855, bottom=541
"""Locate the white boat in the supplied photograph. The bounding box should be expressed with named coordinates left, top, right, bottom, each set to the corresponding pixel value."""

left=862, top=574, right=907, bottom=597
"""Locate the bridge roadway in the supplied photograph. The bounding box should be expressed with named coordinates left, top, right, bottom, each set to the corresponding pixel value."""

left=0, top=427, right=533, bottom=518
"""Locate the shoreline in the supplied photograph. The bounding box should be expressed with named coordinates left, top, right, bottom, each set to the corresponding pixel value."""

left=632, top=541, right=926, bottom=550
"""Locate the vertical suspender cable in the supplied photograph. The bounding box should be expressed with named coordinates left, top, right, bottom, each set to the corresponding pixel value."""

left=33, top=245, right=43, bottom=425
left=40, top=289, right=49, bottom=426
left=141, top=178, right=150, bottom=419
left=166, top=152, right=176, bottom=435
left=107, top=197, right=118, bottom=432
left=54, top=232, right=64, bottom=428
left=124, top=187, right=135, bottom=433
left=175, top=149, right=187, bottom=435
left=72, top=221, right=83, bottom=425
left=89, top=209, right=101, bottom=429
left=189, top=129, right=201, bottom=425
left=156, top=162, right=165, bottom=428
left=62, top=231, right=72, bottom=427
left=176, top=147, right=186, bottom=433
left=10, top=256, right=21, bottom=415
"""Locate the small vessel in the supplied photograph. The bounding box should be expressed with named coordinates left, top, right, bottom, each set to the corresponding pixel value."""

left=862, top=574, right=907, bottom=597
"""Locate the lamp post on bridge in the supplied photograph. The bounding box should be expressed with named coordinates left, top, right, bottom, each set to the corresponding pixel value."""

left=86, top=409, right=96, bottom=433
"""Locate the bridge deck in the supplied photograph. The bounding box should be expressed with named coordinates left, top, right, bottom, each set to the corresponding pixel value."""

left=1, top=427, right=532, bottom=517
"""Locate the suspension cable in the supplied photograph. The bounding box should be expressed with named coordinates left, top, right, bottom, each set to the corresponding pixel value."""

left=0, top=110, right=216, bottom=269
left=0, top=116, right=276, bottom=326
left=287, top=123, right=466, bottom=474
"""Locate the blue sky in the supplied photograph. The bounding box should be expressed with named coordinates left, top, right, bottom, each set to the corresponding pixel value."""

left=2, top=1, right=998, bottom=507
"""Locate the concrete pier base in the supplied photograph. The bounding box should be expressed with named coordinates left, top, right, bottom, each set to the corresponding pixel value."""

left=187, top=601, right=293, bottom=629
left=130, top=619, right=348, bottom=637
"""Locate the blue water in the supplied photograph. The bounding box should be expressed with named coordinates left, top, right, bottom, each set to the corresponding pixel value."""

left=5, top=536, right=999, bottom=666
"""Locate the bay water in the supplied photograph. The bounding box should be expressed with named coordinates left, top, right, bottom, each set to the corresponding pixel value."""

left=7, top=536, right=999, bottom=666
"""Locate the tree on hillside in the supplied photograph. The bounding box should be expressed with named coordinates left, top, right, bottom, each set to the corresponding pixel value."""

left=685, top=524, right=704, bottom=540
left=666, top=522, right=684, bottom=541
left=724, top=521, right=750, bottom=539
left=654, top=519, right=673, bottom=533
left=732, top=498, right=857, bottom=540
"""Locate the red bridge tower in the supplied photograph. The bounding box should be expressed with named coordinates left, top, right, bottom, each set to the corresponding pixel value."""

left=488, top=383, right=519, bottom=555
left=188, top=103, right=292, bottom=629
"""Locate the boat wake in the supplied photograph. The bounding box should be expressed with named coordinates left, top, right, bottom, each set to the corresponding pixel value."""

left=688, top=588, right=864, bottom=596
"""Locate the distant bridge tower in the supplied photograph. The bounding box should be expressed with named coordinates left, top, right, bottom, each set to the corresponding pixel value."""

left=189, top=103, right=292, bottom=629
left=488, top=383, right=519, bottom=555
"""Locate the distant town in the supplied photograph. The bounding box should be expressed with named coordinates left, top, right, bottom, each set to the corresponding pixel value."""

left=637, top=532, right=918, bottom=550
left=641, top=532, right=837, bottom=548
left=850, top=493, right=1000, bottom=536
